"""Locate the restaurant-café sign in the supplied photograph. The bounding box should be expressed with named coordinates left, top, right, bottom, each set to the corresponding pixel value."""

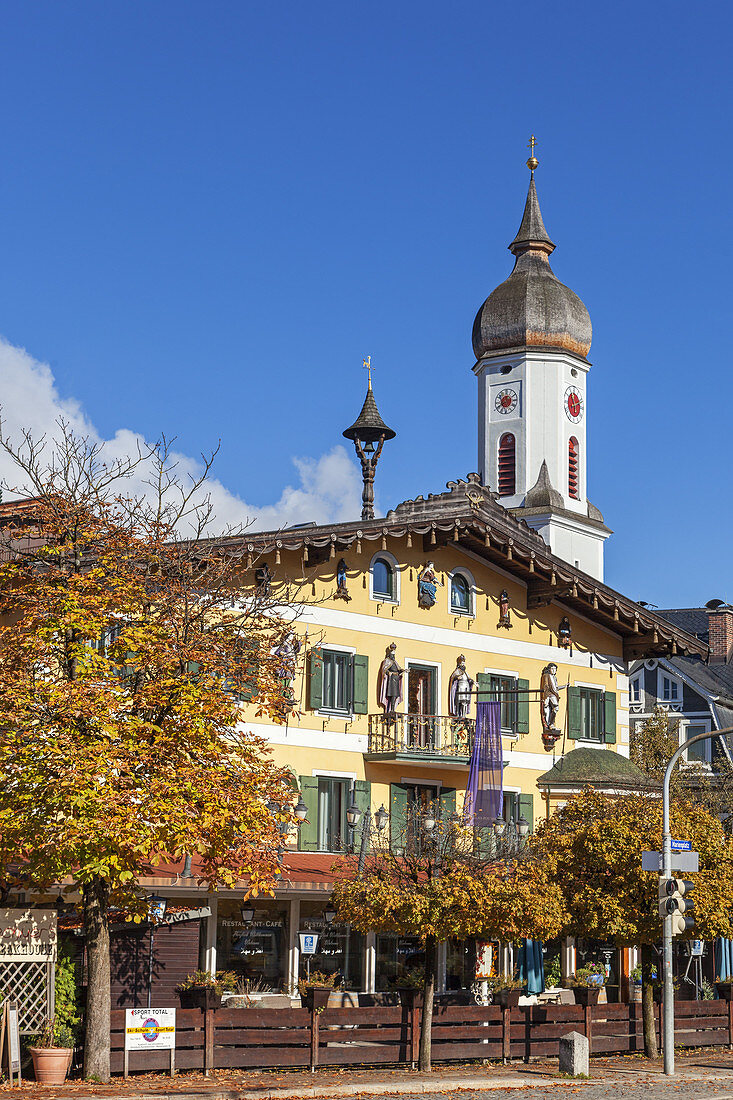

left=0, top=909, right=57, bottom=961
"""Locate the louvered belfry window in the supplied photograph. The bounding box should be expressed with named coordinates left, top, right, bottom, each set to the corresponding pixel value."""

left=497, top=433, right=516, bottom=496
left=568, top=436, right=579, bottom=499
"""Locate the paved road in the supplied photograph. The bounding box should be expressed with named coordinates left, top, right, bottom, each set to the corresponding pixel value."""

left=409, top=1084, right=733, bottom=1100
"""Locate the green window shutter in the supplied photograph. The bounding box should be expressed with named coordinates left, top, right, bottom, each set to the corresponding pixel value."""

left=238, top=654, right=259, bottom=702
left=567, top=686, right=581, bottom=740
left=477, top=672, right=492, bottom=702
left=308, top=648, right=323, bottom=710
left=298, top=776, right=319, bottom=852
left=604, top=691, right=617, bottom=743
left=390, top=783, right=408, bottom=855
left=439, top=787, right=456, bottom=821
left=517, top=678, right=530, bottom=735
left=518, top=793, right=535, bottom=833
left=353, top=779, right=371, bottom=851
left=352, top=654, right=369, bottom=715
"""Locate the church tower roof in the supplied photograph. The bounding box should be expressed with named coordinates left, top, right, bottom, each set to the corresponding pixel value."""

left=472, top=167, right=592, bottom=361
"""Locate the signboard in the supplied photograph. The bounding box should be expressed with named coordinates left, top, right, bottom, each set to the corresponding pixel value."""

left=475, top=941, right=495, bottom=981
left=8, top=1002, right=20, bottom=1073
left=642, top=850, right=699, bottom=873
left=671, top=839, right=692, bottom=852
left=0, top=909, right=57, bottom=961
left=298, top=932, right=319, bottom=956
left=125, top=1008, right=176, bottom=1051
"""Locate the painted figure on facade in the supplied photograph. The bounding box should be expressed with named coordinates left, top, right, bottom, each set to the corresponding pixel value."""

left=558, top=616, right=572, bottom=649
left=417, top=561, right=443, bottom=609
left=334, top=558, right=351, bottom=602
left=448, top=654, right=474, bottom=719
left=498, top=589, right=512, bottom=629
left=273, top=631, right=301, bottom=685
left=378, top=642, right=404, bottom=715
left=540, top=662, right=562, bottom=750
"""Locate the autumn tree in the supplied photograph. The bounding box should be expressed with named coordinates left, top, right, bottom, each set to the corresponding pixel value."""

left=0, top=422, right=304, bottom=1081
left=526, top=789, right=733, bottom=1058
left=332, top=801, right=563, bottom=1072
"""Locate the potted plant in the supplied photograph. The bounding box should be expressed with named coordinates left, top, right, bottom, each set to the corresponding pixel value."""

left=572, top=964, right=606, bottom=1005
left=30, top=1017, right=75, bottom=1084
left=390, top=967, right=425, bottom=1008
left=176, top=970, right=237, bottom=1010
left=716, top=978, right=733, bottom=1001
left=490, top=975, right=524, bottom=1008
left=298, top=969, right=339, bottom=1010
left=630, top=964, right=642, bottom=1003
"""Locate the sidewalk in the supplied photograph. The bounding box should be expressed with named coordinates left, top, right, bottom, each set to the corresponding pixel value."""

left=5, top=1051, right=733, bottom=1099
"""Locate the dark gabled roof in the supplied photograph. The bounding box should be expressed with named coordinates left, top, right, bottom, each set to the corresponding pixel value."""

left=665, top=654, right=733, bottom=702
left=537, top=747, right=655, bottom=791
left=657, top=608, right=710, bottom=643
left=235, top=473, right=707, bottom=664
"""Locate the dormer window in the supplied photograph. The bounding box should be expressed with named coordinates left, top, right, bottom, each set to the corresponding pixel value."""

left=568, top=437, right=579, bottom=499
left=498, top=433, right=516, bottom=496
left=662, top=675, right=679, bottom=703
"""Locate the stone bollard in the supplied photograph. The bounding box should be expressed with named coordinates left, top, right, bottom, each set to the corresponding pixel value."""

left=559, top=1030, right=589, bottom=1077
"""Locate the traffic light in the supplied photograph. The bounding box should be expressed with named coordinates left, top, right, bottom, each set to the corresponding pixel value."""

left=658, top=878, right=695, bottom=935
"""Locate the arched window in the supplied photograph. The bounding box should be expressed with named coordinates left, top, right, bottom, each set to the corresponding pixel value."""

left=450, top=573, right=471, bottom=614
left=568, top=437, right=579, bottom=499
left=372, top=557, right=395, bottom=600
left=498, top=433, right=515, bottom=496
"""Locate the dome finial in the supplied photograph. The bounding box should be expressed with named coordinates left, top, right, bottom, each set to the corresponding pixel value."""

left=363, top=355, right=372, bottom=390
left=526, top=133, right=539, bottom=172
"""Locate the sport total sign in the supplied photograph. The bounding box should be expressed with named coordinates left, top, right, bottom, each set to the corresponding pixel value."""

left=125, top=1008, right=176, bottom=1050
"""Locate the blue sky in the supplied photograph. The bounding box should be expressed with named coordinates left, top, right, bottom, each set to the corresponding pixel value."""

left=0, top=0, right=729, bottom=608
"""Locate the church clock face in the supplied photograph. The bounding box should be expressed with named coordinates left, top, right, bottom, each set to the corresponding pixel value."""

left=495, top=388, right=518, bottom=415
left=565, top=386, right=583, bottom=423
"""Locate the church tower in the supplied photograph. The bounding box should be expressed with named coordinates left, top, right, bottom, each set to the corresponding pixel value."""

left=472, top=154, right=610, bottom=580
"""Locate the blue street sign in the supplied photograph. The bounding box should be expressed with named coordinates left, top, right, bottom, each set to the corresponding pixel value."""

left=671, top=839, right=692, bottom=851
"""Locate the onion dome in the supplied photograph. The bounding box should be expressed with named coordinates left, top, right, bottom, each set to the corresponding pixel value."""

left=472, top=172, right=592, bottom=360
left=343, top=384, right=396, bottom=445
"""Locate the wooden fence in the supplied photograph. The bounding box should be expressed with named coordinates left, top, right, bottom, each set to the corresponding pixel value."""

left=110, top=998, right=733, bottom=1075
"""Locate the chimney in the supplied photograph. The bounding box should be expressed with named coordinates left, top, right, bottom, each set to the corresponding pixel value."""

left=707, top=605, right=733, bottom=664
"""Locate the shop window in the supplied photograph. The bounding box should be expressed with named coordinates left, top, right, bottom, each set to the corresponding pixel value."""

left=568, top=687, right=616, bottom=743
left=372, top=556, right=395, bottom=601
left=476, top=673, right=530, bottom=736
left=308, top=648, right=369, bottom=715
left=568, top=437, right=579, bottom=499
left=450, top=571, right=472, bottom=615
left=317, top=777, right=349, bottom=851
left=376, top=933, right=423, bottom=991
left=216, top=899, right=288, bottom=992
left=497, top=433, right=516, bottom=496
left=299, top=901, right=364, bottom=989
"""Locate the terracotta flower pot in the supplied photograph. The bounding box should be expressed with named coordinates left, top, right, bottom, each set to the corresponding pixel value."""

left=573, top=986, right=601, bottom=1006
left=30, top=1046, right=72, bottom=1085
left=494, top=988, right=522, bottom=1008
left=178, top=987, right=223, bottom=1010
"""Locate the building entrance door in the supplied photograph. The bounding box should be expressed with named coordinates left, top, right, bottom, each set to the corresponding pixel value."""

left=406, top=664, right=437, bottom=749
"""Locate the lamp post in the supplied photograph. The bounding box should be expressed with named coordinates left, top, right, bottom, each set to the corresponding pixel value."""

left=661, top=725, right=733, bottom=1076
left=147, top=894, right=168, bottom=1009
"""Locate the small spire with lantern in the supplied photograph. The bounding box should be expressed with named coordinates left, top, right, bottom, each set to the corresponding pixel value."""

left=342, top=357, right=396, bottom=521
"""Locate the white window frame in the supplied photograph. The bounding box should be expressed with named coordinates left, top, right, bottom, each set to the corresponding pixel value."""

left=629, top=675, right=642, bottom=707
left=318, top=642, right=357, bottom=718
left=659, top=671, right=682, bottom=707
left=680, top=718, right=712, bottom=766
left=447, top=566, right=475, bottom=618
left=369, top=550, right=400, bottom=605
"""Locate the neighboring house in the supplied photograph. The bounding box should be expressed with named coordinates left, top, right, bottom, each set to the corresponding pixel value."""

left=629, top=603, right=733, bottom=769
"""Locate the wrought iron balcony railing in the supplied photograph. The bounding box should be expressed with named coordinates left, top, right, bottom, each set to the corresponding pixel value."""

left=366, top=714, right=474, bottom=761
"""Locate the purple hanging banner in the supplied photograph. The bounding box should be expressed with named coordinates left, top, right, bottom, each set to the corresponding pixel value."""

left=465, top=701, right=503, bottom=826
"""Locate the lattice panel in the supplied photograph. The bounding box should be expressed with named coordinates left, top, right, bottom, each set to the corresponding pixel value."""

left=0, top=960, right=51, bottom=1033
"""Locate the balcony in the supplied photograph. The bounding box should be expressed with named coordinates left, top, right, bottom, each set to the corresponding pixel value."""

left=366, top=714, right=474, bottom=766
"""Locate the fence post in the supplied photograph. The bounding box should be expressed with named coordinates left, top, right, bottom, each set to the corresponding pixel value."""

left=583, top=1004, right=593, bottom=1055
left=410, top=997, right=420, bottom=1068
left=728, top=997, right=733, bottom=1052
left=204, top=1006, right=214, bottom=1076
left=502, top=1005, right=511, bottom=1063
left=309, top=1004, right=319, bottom=1073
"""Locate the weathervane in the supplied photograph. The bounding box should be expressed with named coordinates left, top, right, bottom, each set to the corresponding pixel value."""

left=527, top=134, right=538, bottom=172
left=343, top=358, right=396, bottom=521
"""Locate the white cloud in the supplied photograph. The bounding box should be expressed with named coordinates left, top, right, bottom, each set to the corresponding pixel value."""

left=0, top=336, right=363, bottom=532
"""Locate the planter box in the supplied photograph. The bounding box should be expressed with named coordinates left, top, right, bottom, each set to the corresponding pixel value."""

left=30, top=1047, right=72, bottom=1085
left=301, top=986, right=332, bottom=1011
left=396, top=987, right=424, bottom=1010
left=178, top=987, right=223, bottom=1010
left=717, top=983, right=733, bottom=1001
left=494, top=989, right=522, bottom=1008
left=573, top=986, right=601, bottom=1006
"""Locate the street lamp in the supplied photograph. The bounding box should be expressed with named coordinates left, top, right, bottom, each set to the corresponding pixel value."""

left=346, top=798, right=361, bottom=828
left=374, top=804, right=389, bottom=832
left=324, top=903, right=337, bottom=925
left=493, top=815, right=507, bottom=837
left=517, top=814, right=530, bottom=838
left=240, top=904, right=255, bottom=925
left=294, top=796, right=308, bottom=823
left=423, top=809, right=436, bottom=832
